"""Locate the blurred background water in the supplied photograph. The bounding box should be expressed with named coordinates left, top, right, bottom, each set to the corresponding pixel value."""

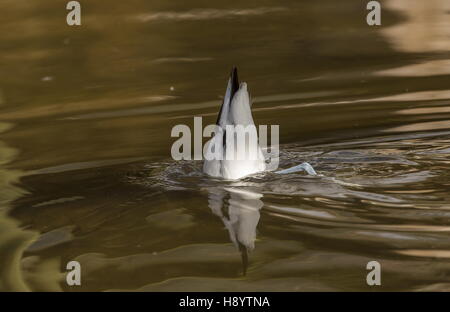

left=0, top=0, right=450, bottom=291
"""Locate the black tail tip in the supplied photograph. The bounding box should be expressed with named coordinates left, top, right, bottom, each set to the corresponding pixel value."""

left=231, top=66, right=238, bottom=80
left=230, top=66, right=239, bottom=90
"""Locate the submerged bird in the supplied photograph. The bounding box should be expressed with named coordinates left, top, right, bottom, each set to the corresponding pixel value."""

left=203, top=67, right=266, bottom=180
left=203, top=67, right=316, bottom=180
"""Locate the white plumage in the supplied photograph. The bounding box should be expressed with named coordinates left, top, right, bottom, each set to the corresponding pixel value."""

left=203, top=67, right=266, bottom=180
left=203, top=67, right=316, bottom=180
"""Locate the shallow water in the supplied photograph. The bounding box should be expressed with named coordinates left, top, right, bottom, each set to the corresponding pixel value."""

left=0, top=0, right=450, bottom=291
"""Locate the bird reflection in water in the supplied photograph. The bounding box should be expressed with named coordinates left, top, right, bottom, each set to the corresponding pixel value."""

left=206, top=186, right=263, bottom=275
